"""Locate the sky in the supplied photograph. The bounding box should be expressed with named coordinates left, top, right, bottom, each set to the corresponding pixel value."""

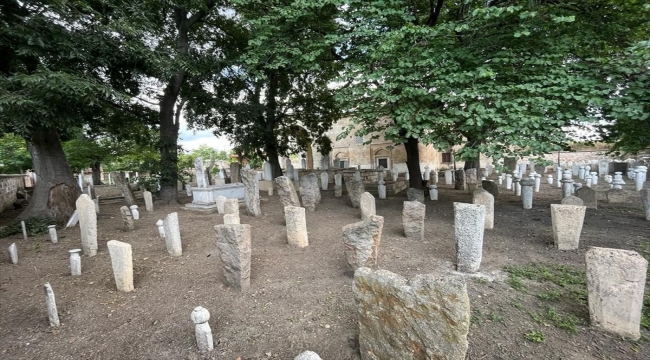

left=177, top=119, right=232, bottom=152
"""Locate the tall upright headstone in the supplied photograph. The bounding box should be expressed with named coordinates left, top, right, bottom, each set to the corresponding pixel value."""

left=575, top=187, right=597, bottom=209
left=360, top=192, right=376, bottom=220
left=76, top=194, right=98, bottom=256
left=163, top=212, right=182, bottom=256
left=454, top=202, right=485, bottom=273
left=343, top=216, right=384, bottom=272
left=641, top=189, right=650, bottom=221
left=454, top=169, right=466, bottom=191
left=44, top=283, right=60, bottom=327
left=143, top=191, right=154, bottom=212
left=472, top=189, right=494, bottom=229
left=285, top=206, right=308, bottom=247
left=230, top=162, right=241, bottom=183
left=550, top=204, right=586, bottom=250
left=346, top=179, right=365, bottom=208
left=107, top=240, right=134, bottom=292
left=320, top=172, right=329, bottom=191
left=120, top=206, right=134, bottom=230
left=214, top=224, right=252, bottom=289
left=275, top=176, right=300, bottom=207
left=402, top=201, right=425, bottom=241
left=241, top=169, right=262, bottom=217
left=195, top=157, right=207, bottom=188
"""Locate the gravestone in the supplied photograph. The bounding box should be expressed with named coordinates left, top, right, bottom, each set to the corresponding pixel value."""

left=130, top=205, right=140, bottom=220
left=241, top=169, right=261, bottom=217
left=224, top=199, right=239, bottom=215
left=342, top=216, right=384, bottom=273
left=300, top=173, right=321, bottom=211
left=230, top=162, right=241, bottom=183
left=195, top=157, right=207, bottom=188
left=163, top=212, right=182, bottom=256
left=275, top=176, right=300, bottom=207
left=472, top=189, right=494, bottom=230
left=575, top=187, right=597, bottom=209
left=454, top=202, right=485, bottom=273
left=641, top=189, right=650, bottom=220
left=285, top=206, right=308, bottom=247
left=406, top=188, right=425, bottom=204
left=465, top=168, right=478, bottom=192
left=69, top=249, right=81, bottom=276
left=606, top=189, right=626, bottom=203
left=402, top=201, right=425, bottom=241
left=156, top=219, right=165, bottom=238
left=215, top=195, right=227, bottom=214
left=550, top=204, right=586, bottom=250
left=586, top=247, right=647, bottom=340
left=223, top=213, right=240, bottom=225
left=353, top=267, right=469, bottom=360
left=360, top=192, right=376, bottom=220
left=214, top=224, right=251, bottom=289
left=521, top=179, right=535, bottom=209
left=345, top=179, right=365, bottom=208
left=48, top=225, right=58, bottom=243
left=143, top=191, right=154, bottom=212
left=320, top=172, right=329, bottom=191
left=44, top=283, right=60, bottom=327
left=120, top=206, right=134, bottom=231
left=107, top=240, right=134, bottom=292
left=481, top=180, right=498, bottom=198
left=454, top=169, right=466, bottom=191
left=8, top=243, right=17, bottom=264
left=191, top=307, right=214, bottom=352
left=77, top=194, right=98, bottom=256
left=334, top=173, right=343, bottom=197
left=444, top=170, right=452, bottom=185
left=561, top=195, right=584, bottom=206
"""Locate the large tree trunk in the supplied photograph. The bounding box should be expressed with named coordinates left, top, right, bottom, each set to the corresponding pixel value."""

left=17, top=128, right=80, bottom=222
left=158, top=96, right=180, bottom=203
left=306, top=141, right=314, bottom=169
left=91, top=161, right=102, bottom=185
left=404, top=136, right=423, bottom=189
left=463, top=156, right=480, bottom=172
left=264, top=71, right=284, bottom=179
left=265, top=143, right=284, bottom=179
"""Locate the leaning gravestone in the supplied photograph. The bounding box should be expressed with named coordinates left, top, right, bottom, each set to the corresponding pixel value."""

left=107, top=240, right=134, bottom=292
left=44, top=283, right=60, bottom=327
left=561, top=195, right=584, bottom=206
left=406, top=188, right=425, bottom=204
left=275, top=176, right=300, bottom=207
left=641, top=189, right=650, bottom=220
left=342, top=215, right=384, bottom=273
left=481, top=180, right=498, bottom=198
left=402, top=201, right=425, bottom=241
left=214, top=224, right=251, bottom=290
left=550, top=204, right=586, bottom=250
left=472, top=189, right=494, bottom=230
left=240, top=169, right=261, bottom=217
left=359, top=192, right=376, bottom=220
left=586, top=247, right=647, bottom=340
left=120, top=206, right=134, bottom=231
left=454, top=202, right=485, bottom=273
left=353, top=267, right=470, bottom=360
left=575, top=186, right=597, bottom=209
left=163, top=212, right=182, bottom=256
left=345, top=179, right=365, bottom=208
left=77, top=194, right=98, bottom=256
left=285, top=206, right=308, bottom=247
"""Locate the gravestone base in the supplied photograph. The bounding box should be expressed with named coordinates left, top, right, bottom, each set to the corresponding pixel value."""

left=185, top=184, right=245, bottom=213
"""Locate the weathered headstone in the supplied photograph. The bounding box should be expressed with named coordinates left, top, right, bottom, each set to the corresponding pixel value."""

left=472, top=189, right=494, bottom=230
left=586, top=247, right=648, bottom=340
left=223, top=213, right=240, bottom=225
left=334, top=173, right=343, bottom=197
left=641, top=189, right=650, bottom=220
left=320, top=172, right=329, bottom=191
left=521, top=179, right=535, bottom=209
left=454, top=169, right=466, bottom=190
left=241, top=169, right=261, bottom=217
left=120, top=206, right=134, bottom=231
left=444, top=170, right=452, bottom=185
left=406, top=188, right=425, bottom=204
left=345, top=179, right=365, bottom=208
left=575, top=186, right=597, bottom=209
left=69, top=249, right=81, bottom=276
left=163, top=212, right=182, bottom=256
left=360, top=192, right=376, bottom=220
left=224, top=198, right=240, bottom=215
left=143, top=191, right=154, bottom=212
left=230, top=162, right=241, bottom=183
left=130, top=205, right=140, bottom=220
left=275, top=176, right=300, bottom=207
left=215, top=195, right=226, bottom=214
left=77, top=194, right=98, bottom=256
left=454, top=202, right=485, bottom=273
left=343, top=215, right=384, bottom=272
left=550, top=204, right=586, bottom=250
left=65, top=210, right=79, bottom=228
left=465, top=168, right=478, bottom=192
left=214, top=224, right=251, bottom=289
left=44, top=283, right=60, bottom=327
left=8, top=243, right=17, bottom=264
left=561, top=195, right=584, bottom=206
left=191, top=307, right=214, bottom=352
left=402, top=201, right=425, bottom=241
left=481, top=180, right=498, bottom=198
left=606, top=188, right=626, bottom=203
left=300, top=173, right=321, bottom=211
left=429, top=185, right=438, bottom=200
left=107, top=240, right=134, bottom=292
left=46, top=225, right=58, bottom=244
left=353, top=267, right=470, bottom=360
left=285, top=206, right=308, bottom=247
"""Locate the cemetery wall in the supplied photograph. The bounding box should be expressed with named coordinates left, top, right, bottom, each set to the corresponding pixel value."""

left=0, top=175, right=25, bottom=214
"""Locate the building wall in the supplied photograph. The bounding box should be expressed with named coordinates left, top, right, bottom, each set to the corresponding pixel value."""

left=0, top=175, right=25, bottom=214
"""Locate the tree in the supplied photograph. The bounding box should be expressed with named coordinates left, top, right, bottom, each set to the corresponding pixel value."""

left=0, top=134, right=32, bottom=174
left=186, top=0, right=343, bottom=179
left=338, top=0, right=646, bottom=186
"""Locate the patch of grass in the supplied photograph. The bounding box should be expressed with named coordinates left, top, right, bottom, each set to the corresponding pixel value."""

left=489, top=312, right=504, bottom=323
left=537, top=289, right=562, bottom=302
left=0, top=217, right=60, bottom=238
left=643, top=294, right=650, bottom=330
left=524, top=330, right=546, bottom=343
left=504, top=263, right=585, bottom=288
left=510, top=301, right=523, bottom=309
left=33, top=242, right=41, bottom=251
left=507, top=275, right=524, bottom=290
left=471, top=309, right=484, bottom=326
left=474, top=277, right=488, bottom=285
left=531, top=307, right=581, bottom=333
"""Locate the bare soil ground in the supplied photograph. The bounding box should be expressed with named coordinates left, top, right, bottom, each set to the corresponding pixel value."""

left=0, top=179, right=648, bottom=360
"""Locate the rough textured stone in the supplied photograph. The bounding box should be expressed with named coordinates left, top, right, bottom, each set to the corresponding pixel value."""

left=275, top=176, right=300, bottom=208
left=353, top=267, right=470, bottom=360
left=360, top=192, right=376, bottom=219
left=550, top=204, right=586, bottom=250
left=107, top=240, right=134, bottom=292
left=223, top=213, right=240, bottom=225
left=163, top=212, right=182, bottom=256
left=230, top=162, right=241, bottom=183
left=214, top=224, right=251, bottom=289
left=465, top=168, right=478, bottom=185
left=402, top=201, right=425, bottom=241
left=241, top=169, right=261, bottom=217
left=406, top=188, right=425, bottom=204
left=606, top=189, right=626, bottom=203
left=575, top=186, right=598, bottom=209
left=521, top=179, right=535, bottom=209
left=191, top=307, right=214, bottom=352
left=454, top=202, right=485, bottom=273
left=143, top=190, right=154, bottom=212
left=343, top=216, right=384, bottom=272
left=300, top=173, right=321, bottom=211
left=285, top=206, right=308, bottom=247
left=320, top=172, right=329, bottom=191
left=44, top=282, right=60, bottom=327
left=481, top=180, right=498, bottom=197
left=454, top=169, right=466, bottom=190
left=8, top=243, right=17, bottom=264
left=561, top=195, right=584, bottom=206
left=77, top=194, right=98, bottom=256
left=224, top=199, right=239, bottom=215
left=334, top=185, right=342, bottom=197
left=294, top=351, right=322, bottom=360
left=120, top=205, right=134, bottom=231
left=586, top=247, right=648, bottom=340
left=345, top=179, right=365, bottom=208
left=215, top=195, right=226, bottom=214
left=472, top=189, right=494, bottom=230
left=642, top=189, right=650, bottom=220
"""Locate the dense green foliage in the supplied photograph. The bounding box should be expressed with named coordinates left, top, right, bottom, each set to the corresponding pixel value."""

left=0, top=133, right=32, bottom=173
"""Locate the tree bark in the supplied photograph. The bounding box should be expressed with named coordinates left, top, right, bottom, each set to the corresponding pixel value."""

left=91, top=161, right=102, bottom=185
left=306, top=141, right=314, bottom=169
left=404, top=136, right=424, bottom=189
left=264, top=71, right=284, bottom=179
left=463, top=156, right=481, bottom=172
left=17, top=128, right=80, bottom=222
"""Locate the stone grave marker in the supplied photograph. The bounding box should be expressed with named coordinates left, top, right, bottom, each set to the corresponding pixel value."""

left=107, top=240, right=134, bottom=292
left=472, top=189, right=494, bottom=230
left=343, top=215, right=384, bottom=273
left=241, top=169, right=261, bottom=217
left=191, top=307, right=214, bottom=352
left=223, top=214, right=240, bottom=225
left=454, top=202, right=485, bottom=273
left=77, top=194, right=98, bottom=256
left=641, top=189, right=650, bottom=220
left=345, top=179, right=365, bottom=208
left=402, top=201, right=425, bottom=241
left=275, top=176, right=300, bottom=207
left=8, top=243, right=17, bottom=264
left=481, top=180, right=498, bottom=198
left=561, top=195, right=584, bottom=206
left=69, top=249, right=81, bottom=276
left=285, top=206, right=308, bottom=247
left=143, top=191, right=154, bottom=212
left=575, top=186, right=597, bottom=209
left=359, top=192, right=376, bottom=220
left=550, top=204, right=586, bottom=250
left=214, top=224, right=251, bottom=289
left=224, top=199, right=240, bottom=215
left=163, top=212, right=182, bottom=256
left=120, top=206, right=134, bottom=231
left=44, top=283, right=60, bottom=327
